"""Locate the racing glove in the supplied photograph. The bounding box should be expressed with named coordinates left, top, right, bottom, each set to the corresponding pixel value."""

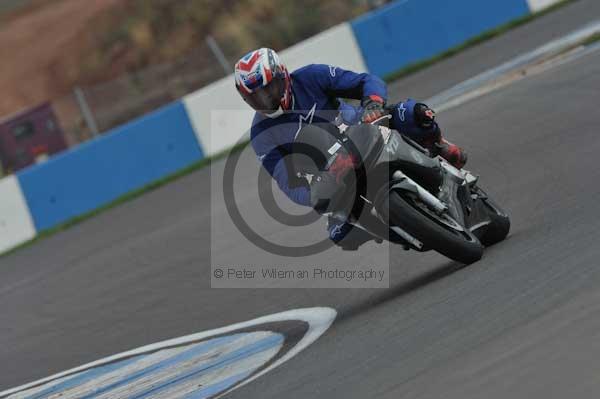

left=413, top=103, right=437, bottom=129
left=360, top=95, right=386, bottom=124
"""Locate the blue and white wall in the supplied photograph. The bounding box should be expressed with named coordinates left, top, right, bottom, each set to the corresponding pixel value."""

left=17, top=101, right=202, bottom=232
left=526, top=0, right=563, bottom=13
left=351, top=0, right=531, bottom=77
left=0, top=176, right=36, bottom=253
left=0, top=0, right=563, bottom=253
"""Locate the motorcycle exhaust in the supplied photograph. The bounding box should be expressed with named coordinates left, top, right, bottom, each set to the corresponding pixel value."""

left=392, top=171, right=448, bottom=214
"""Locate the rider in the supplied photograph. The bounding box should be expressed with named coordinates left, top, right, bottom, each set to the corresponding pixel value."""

left=235, top=48, right=467, bottom=250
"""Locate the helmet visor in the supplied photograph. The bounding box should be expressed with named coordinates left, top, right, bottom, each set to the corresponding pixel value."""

left=240, top=75, right=285, bottom=113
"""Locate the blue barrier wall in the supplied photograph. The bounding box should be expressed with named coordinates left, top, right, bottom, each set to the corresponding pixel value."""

left=17, top=101, right=204, bottom=231
left=351, top=0, right=531, bottom=77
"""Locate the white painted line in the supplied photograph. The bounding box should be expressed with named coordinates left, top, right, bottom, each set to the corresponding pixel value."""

left=0, top=307, right=337, bottom=399
left=215, top=307, right=336, bottom=399
left=427, top=20, right=600, bottom=112
left=436, top=43, right=600, bottom=112
left=527, top=0, right=562, bottom=13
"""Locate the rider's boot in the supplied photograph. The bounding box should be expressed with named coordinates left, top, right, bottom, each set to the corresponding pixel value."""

left=410, top=102, right=468, bottom=169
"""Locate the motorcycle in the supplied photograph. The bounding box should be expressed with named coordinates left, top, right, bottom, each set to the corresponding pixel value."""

left=290, top=116, right=510, bottom=264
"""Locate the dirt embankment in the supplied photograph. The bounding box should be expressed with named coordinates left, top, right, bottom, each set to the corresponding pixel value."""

left=0, top=0, right=121, bottom=117
left=0, top=0, right=366, bottom=125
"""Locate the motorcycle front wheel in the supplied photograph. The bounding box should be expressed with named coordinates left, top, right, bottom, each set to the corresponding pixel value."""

left=380, top=191, right=484, bottom=264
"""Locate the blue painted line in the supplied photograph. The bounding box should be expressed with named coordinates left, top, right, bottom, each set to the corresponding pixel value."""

left=71, top=334, right=241, bottom=399
left=27, top=355, right=143, bottom=399
left=182, top=371, right=253, bottom=399
left=129, top=333, right=284, bottom=399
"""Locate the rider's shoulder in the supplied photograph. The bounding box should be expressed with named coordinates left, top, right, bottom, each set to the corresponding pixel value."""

left=291, top=64, right=330, bottom=78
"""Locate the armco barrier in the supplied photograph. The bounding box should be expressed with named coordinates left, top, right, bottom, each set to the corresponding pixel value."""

left=183, top=22, right=367, bottom=157
left=351, top=0, right=531, bottom=77
left=17, top=101, right=204, bottom=232
left=0, top=175, right=36, bottom=252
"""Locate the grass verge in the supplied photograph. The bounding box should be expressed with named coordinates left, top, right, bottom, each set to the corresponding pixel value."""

left=581, top=32, right=600, bottom=46
left=0, top=0, right=579, bottom=258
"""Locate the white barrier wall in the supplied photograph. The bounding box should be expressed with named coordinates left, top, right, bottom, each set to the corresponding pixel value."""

left=183, top=22, right=367, bottom=157
left=0, top=175, right=36, bottom=253
left=279, top=23, right=367, bottom=74
left=527, top=0, right=562, bottom=12
left=183, top=77, right=253, bottom=157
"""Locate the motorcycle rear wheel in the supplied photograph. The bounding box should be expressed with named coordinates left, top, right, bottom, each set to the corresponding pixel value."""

left=478, top=193, right=511, bottom=247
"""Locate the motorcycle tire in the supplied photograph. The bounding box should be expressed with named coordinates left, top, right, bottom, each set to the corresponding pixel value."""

left=478, top=197, right=511, bottom=247
left=382, top=191, right=484, bottom=264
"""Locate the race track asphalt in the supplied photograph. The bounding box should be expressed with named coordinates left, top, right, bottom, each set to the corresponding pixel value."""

left=1, top=1, right=600, bottom=397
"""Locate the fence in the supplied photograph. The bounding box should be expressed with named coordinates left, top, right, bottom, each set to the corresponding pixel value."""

left=53, top=41, right=228, bottom=146
left=42, top=1, right=387, bottom=149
